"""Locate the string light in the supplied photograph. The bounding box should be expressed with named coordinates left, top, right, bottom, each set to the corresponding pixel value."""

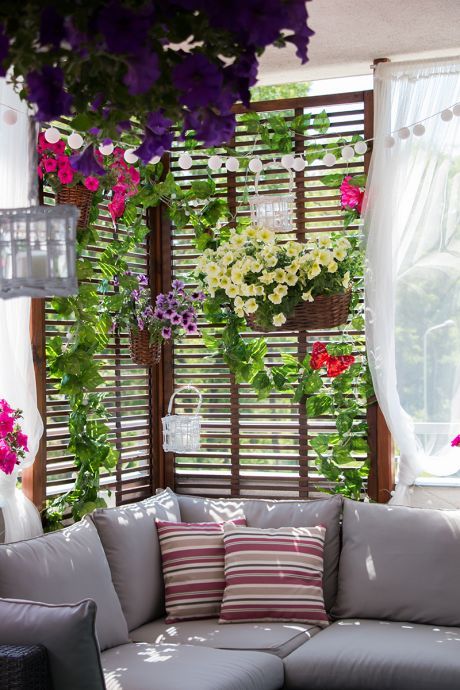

left=341, top=145, right=354, bottom=161
left=208, top=155, right=223, bottom=171
left=44, top=127, right=60, bottom=144
left=413, top=123, right=425, bottom=137
left=248, top=157, right=263, bottom=173
left=99, top=142, right=114, bottom=156
left=178, top=152, right=193, bottom=170
left=67, top=132, right=83, bottom=149
left=323, top=152, right=336, bottom=167
left=292, top=157, right=306, bottom=172
left=225, top=157, right=240, bottom=172
left=124, top=149, right=138, bottom=164
left=281, top=154, right=295, bottom=170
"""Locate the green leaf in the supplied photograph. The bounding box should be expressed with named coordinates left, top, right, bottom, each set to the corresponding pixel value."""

left=302, top=371, right=323, bottom=394
left=321, top=173, right=343, bottom=188
left=312, top=110, right=330, bottom=134
left=309, top=434, right=329, bottom=454
left=351, top=315, right=365, bottom=331
left=307, top=394, right=332, bottom=417
left=70, top=114, right=93, bottom=131
left=336, top=411, right=354, bottom=435
left=348, top=174, right=366, bottom=187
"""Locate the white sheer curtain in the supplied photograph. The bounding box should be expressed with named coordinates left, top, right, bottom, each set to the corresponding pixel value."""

left=0, top=78, right=43, bottom=540
left=365, top=57, right=460, bottom=505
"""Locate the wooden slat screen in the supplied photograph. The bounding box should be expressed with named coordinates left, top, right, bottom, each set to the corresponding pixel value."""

left=43, top=166, right=155, bottom=506
left=166, top=92, right=373, bottom=499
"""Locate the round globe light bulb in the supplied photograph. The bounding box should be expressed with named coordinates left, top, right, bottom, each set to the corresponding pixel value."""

left=3, top=109, right=17, bottom=125
left=248, top=157, right=263, bottom=174
left=208, top=155, right=223, bottom=171
left=99, top=142, right=114, bottom=156
left=384, top=135, right=395, bottom=148
left=453, top=104, right=460, bottom=117
left=149, top=155, right=161, bottom=165
left=281, top=154, right=295, bottom=170
left=398, top=127, right=410, bottom=140
left=44, top=127, right=61, bottom=144
left=292, top=157, right=306, bottom=172
left=413, top=123, right=425, bottom=137
left=354, top=141, right=368, bottom=155
left=178, top=153, right=193, bottom=170
left=124, top=149, right=138, bottom=164
left=341, top=145, right=354, bottom=161
left=68, top=132, right=84, bottom=149
left=441, top=108, right=453, bottom=122
left=225, top=157, right=240, bottom=172
left=323, top=153, right=336, bottom=167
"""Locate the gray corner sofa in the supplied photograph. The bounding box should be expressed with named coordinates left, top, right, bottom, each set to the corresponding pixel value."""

left=0, top=488, right=460, bottom=690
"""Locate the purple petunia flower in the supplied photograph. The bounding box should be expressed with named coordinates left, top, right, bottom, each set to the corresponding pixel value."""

left=170, top=312, right=182, bottom=325
left=124, top=49, right=160, bottom=95
left=134, top=110, right=173, bottom=164
left=137, top=317, right=145, bottom=331
left=161, top=326, right=172, bottom=340
left=172, top=54, right=223, bottom=110
left=138, top=274, right=149, bottom=287
left=96, top=1, right=152, bottom=56
left=191, top=291, right=206, bottom=302
left=131, top=289, right=140, bottom=302
left=224, top=50, right=258, bottom=107
left=27, top=65, right=73, bottom=122
left=185, top=322, right=199, bottom=335
left=153, top=308, right=164, bottom=319
left=143, top=305, right=154, bottom=318
left=40, top=6, right=65, bottom=48
left=112, top=276, right=119, bottom=287
left=171, top=279, right=185, bottom=291
left=164, top=308, right=174, bottom=319
left=184, top=109, right=236, bottom=147
left=70, top=145, right=106, bottom=177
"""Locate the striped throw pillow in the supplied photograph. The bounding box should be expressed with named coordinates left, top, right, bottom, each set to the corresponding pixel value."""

left=219, top=524, right=329, bottom=627
left=156, top=518, right=246, bottom=622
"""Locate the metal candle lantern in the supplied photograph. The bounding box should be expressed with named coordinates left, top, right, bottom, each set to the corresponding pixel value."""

left=249, top=165, right=294, bottom=232
left=162, top=386, right=202, bottom=454
left=0, top=204, right=79, bottom=299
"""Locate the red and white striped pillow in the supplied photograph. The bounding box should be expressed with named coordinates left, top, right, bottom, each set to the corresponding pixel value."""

left=156, top=518, right=246, bottom=622
left=219, top=523, right=329, bottom=627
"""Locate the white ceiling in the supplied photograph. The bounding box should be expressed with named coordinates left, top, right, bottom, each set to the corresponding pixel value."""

left=258, top=0, right=460, bottom=85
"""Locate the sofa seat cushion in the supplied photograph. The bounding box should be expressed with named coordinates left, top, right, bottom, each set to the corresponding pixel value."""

left=0, top=517, right=128, bottom=651
left=178, top=493, right=342, bottom=612
left=333, top=499, right=460, bottom=627
left=92, top=488, right=181, bottom=631
left=130, top=617, right=320, bottom=659
left=283, top=619, right=460, bottom=690
left=102, top=642, right=284, bottom=690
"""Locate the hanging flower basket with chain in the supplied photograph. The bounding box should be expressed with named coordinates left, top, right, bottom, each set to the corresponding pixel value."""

left=129, top=328, right=161, bottom=367
left=56, top=184, right=94, bottom=230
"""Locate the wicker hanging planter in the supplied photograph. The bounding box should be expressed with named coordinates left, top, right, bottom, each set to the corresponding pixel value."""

left=56, top=184, right=94, bottom=230
left=129, top=328, right=161, bottom=367
left=246, top=290, right=352, bottom=333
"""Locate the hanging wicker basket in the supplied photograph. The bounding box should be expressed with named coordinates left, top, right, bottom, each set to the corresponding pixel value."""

left=56, top=184, right=94, bottom=230
left=246, top=290, right=352, bottom=333
left=162, top=385, right=202, bottom=454
left=129, top=328, right=161, bottom=367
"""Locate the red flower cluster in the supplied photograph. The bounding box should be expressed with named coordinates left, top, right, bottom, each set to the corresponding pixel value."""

left=107, top=147, right=141, bottom=222
left=340, top=175, right=364, bottom=214
left=310, top=341, right=355, bottom=378
left=0, top=399, right=28, bottom=475
left=37, top=132, right=100, bottom=190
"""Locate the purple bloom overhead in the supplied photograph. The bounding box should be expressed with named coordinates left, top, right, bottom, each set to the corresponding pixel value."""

left=97, top=1, right=152, bottom=56
left=173, top=54, right=223, bottom=110
left=135, top=111, right=174, bottom=163
left=39, top=6, right=65, bottom=48
left=70, top=145, right=106, bottom=177
left=185, top=109, right=236, bottom=147
left=27, top=65, right=72, bottom=121
left=0, top=25, right=9, bottom=77
left=124, top=50, right=160, bottom=95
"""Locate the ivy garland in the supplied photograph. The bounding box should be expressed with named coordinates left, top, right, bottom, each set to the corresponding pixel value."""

left=45, top=107, right=371, bottom=528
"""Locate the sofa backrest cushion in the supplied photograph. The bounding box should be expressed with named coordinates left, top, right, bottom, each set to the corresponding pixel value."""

left=0, top=598, right=105, bottom=690
left=177, top=493, right=343, bottom=612
left=0, top=517, right=128, bottom=651
left=333, top=499, right=460, bottom=627
left=92, top=487, right=181, bottom=630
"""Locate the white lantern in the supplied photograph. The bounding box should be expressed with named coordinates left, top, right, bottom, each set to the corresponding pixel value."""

left=225, top=157, right=240, bottom=172
left=68, top=132, right=84, bottom=150
left=178, top=152, right=193, bottom=170
left=162, top=386, right=202, bottom=453
left=208, top=155, right=222, bottom=171
left=44, top=127, right=60, bottom=144
left=3, top=109, right=17, bottom=126
left=249, top=163, right=294, bottom=233
left=323, top=152, right=336, bottom=167
left=100, top=142, right=114, bottom=156
left=124, top=148, right=138, bottom=164
left=354, top=141, right=368, bottom=155
left=341, top=145, right=354, bottom=161
left=248, top=157, right=263, bottom=174
left=0, top=205, right=79, bottom=299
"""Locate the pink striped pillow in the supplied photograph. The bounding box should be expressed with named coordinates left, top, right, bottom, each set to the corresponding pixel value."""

left=219, top=524, right=329, bottom=627
left=156, top=518, right=246, bottom=622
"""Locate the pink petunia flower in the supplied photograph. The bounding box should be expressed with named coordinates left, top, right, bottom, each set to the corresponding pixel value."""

left=58, top=167, right=74, bottom=185
left=16, top=431, right=29, bottom=452
left=43, top=158, right=58, bottom=173
left=340, top=175, right=364, bottom=214
left=108, top=194, right=126, bottom=221
left=0, top=440, right=18, bottom=475
left=84, top=176, right=100, bottom=192
left=451, top=434, right=460, bottom=447
left=0, top=410, right=14, bottom=435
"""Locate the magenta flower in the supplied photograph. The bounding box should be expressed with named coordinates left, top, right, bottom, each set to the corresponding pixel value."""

left=185, top=322, right=199, bottom=335
left=16, top=431, right=29, bottom=452
left=0, top=440, right=18, bottom=475
left=340, top=175, right=364, bottom=214
left=0, top=399, right=14, bottom=415
left=84, top=176, right=100, bottom=192
left=58, top=167, right=74, bottom=185
left=43, top=158, right=58, bottom=173
left=451, top=435, right=460, bottom=447
left=0, top=410, right=14, bottom=435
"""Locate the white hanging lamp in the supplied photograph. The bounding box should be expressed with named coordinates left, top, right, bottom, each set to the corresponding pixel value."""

left=249, top=160, right=294, bottom=233
left=0, top=122, right=79, bottom=299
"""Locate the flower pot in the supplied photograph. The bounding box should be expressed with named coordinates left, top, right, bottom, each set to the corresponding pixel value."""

left=56, top=183, right=94, bottom=230
left=129, top=328, right=161, bottom=367
left=246, top=290, right=352, bottom=333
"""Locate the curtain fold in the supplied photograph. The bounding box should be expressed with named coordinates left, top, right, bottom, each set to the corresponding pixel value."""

left=0, top=78, right=43, bottom=540
left=365, top=57, right=460, bottom=505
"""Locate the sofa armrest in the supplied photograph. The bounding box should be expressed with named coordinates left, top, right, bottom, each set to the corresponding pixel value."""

left=0, top=644, right=52, bottom=690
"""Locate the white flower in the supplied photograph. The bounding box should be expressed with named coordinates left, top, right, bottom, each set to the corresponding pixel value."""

left=302, top=290, right=314, bottom=302
left=234, top=296, right=244, bottom=309
left=273, top=313, right=287, bottom=327
left=274, top=268, right=287, bottom=283
left=308, top=263, right=321, bottom=279
left=226, top=284, right=239, bottom=298
left=255, top=285, right=265, bottom=296
left=219, top=275, right=231, bottom=289
left=318, top=235, right=331, bottom=249
left=259, top=227, right=275, bottom=243
left=337, top=237, right=351, bottom=250
left=274, top=284, right=288, bottom=298
left=208, top=276, right=220, bottom=288
left=265, top=255, right=277, bottom=268
left=206, top=262, right=220, bottom=278
left=247, top=226, right=258, bottom=239
left=268, top=292, right=282, bottom=305
left=327, top=261, right=338, bottom=273
left=231, top=234, right=245, bottom=248
left=334, top=247, right=347, bottom=261
left=244, top=298, right=258, bottom=314
left=231, top=266, right=244, bottom=284
left=235, top=307, right=245, bottom=318
left=285, top=273, right=298, bottom=286
left=342, top=271, right=351, bottom=289
left=221, top=252, right=234, bottom=266
left=318, top=250, right=332, bottom=265
left=260, top=272, right=274, bottom=285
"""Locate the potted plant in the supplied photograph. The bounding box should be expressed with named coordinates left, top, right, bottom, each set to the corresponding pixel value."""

left=37, top=134, right=141, bottom=228
left=196, top=225, right=360, bottom=332
left=108, top=274, right=204, bottom=366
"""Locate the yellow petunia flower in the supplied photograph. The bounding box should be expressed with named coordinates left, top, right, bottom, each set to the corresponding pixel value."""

left=273, top=313, right=287, bottom=326
left=268, top=292, right=282, bottom=305
left=327, top=261, right=338, bottom=273
left=244, top=298, right=258, bottom=314
left=342, top=271, right=351, bottom=289
left=274, top=268, right=287, bottom=283
left=302, top=290, right=314, bottom=302
left=308, top=263, right=321, bottom=279
left=226, top=284, right=239, bottom=298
